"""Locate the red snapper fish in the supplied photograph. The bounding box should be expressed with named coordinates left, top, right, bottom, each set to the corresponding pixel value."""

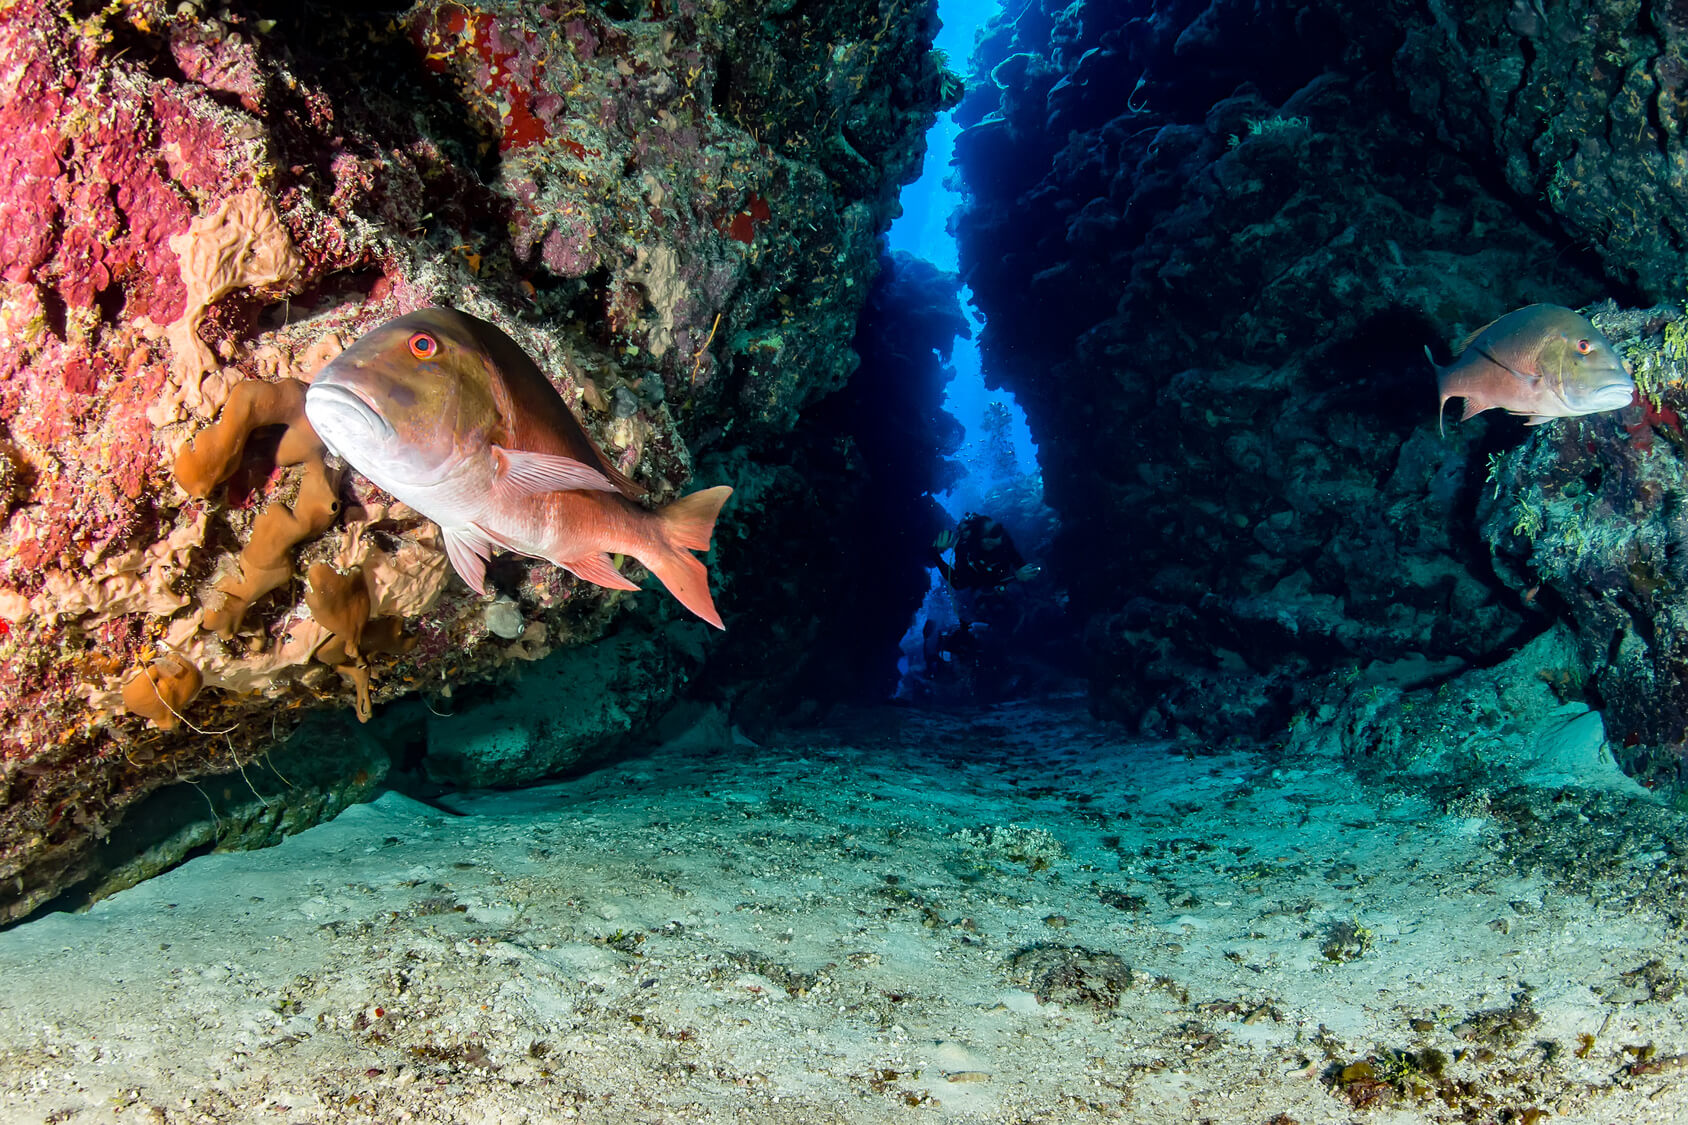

left=304, top=308, right=731, bottom=628
left=1428, top=303, right=1635, bottom=436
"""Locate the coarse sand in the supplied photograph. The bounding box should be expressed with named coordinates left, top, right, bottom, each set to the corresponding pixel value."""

left=2, top=697, right=1686, bottom=1123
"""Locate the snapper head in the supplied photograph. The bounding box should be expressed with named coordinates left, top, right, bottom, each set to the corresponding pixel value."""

left=304, top=310, right=501, bottom=489
left=1533, top=321, right=1634, bottom=415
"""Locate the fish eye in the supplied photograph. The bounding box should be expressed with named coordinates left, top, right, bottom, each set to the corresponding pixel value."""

left=1576, top=338, right=1593, bottom=354
left=408, top=332, right=439, bottom=360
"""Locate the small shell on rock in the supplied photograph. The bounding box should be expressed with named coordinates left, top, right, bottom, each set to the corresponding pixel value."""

left=484, top=596, right=526, bottom=640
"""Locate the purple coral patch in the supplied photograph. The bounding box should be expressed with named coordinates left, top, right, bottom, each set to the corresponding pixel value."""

left=565, top=19, right=598, bottom=59
left=541, top=220, right=600, bottom=278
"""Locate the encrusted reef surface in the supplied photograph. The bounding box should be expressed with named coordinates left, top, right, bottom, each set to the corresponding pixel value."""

left=0, top=0, right=951, bottom=921
left=950, top=0, right=1688, bottom=787
left=1476, top=307, right=1688, bottom=787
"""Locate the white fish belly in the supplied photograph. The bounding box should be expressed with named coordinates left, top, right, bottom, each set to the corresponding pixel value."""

left=481, top=494, right=629, bottom=566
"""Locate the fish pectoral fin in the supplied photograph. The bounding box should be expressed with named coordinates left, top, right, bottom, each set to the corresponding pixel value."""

left=442, top=525, right=498, bottom=596
left=1473, top=345, right=1541, bottom=385
left=491, top=445, right=618, bottom=500
left=562, top=552, right=642, bottom=592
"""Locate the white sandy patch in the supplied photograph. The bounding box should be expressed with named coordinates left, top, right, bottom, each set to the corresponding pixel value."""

left=0, top=698, right=1685, bottom=1123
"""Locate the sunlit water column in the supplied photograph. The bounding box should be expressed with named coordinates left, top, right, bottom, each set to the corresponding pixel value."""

left=885, top=0, right=1039, bottom=518
left=886, top=0, right=1047, bottom=692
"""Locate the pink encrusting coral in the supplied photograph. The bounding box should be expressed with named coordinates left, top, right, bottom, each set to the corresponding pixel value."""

left=0, top=0, right=949, bottom=921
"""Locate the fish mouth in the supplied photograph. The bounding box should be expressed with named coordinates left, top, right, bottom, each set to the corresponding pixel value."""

left=304, top=381, right=394, bottom=446
left=1576, top=380, right=1639, bottom=412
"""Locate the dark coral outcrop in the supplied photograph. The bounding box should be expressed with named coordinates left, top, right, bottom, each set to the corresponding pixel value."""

left=1343, top=0, right=1688, bottom=301
left=1475, top=307, right=1688, bottom=786
left=953, top=0, right=1613, bottom=740
left=696, top=252, right=967, bottom=727
left=952, top=0, right=1688, bottom=788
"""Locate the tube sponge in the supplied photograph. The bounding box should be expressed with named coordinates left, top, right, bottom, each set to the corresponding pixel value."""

left=201, top=460, right=341, bottom=639
left=305, top=563, right=414, bottom=722
left=121, top=652, right=203, bottom=731
left=174, top=376, right=344, bottom=639
left=173, top=376, right=321, bottom=499
left=305, top=563, right=369, bottom=661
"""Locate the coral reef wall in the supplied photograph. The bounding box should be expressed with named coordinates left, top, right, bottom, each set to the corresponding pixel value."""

left=950, top=0, right=1686, bottom=752
left=697, top=251, right=966, bottom=728
left=1343, top=2, right=1688, bottom=788
left=0, top=0, right=950, bottom=922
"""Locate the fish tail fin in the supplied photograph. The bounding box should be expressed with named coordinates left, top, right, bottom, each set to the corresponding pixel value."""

left=1426, top=346, right=1448, bottom=438
left=660, top=485, right=733, bottom=553
left=642, top=485, right=732, bottom=629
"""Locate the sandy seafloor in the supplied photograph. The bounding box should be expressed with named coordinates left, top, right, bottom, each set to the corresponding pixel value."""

left=3, top=697, right=1688, bottom=1124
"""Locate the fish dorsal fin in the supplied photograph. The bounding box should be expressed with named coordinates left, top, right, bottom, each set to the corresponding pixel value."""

left=1455, top=319, right=1500, bottom=356
left=491, top=445, right=618, bottom=503
left=467, top=316, right=651, bottom=500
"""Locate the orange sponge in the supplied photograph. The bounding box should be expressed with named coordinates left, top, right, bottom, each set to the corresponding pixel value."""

left=174, top=377, right=321, bottom=499
left=176, top=376, right=345, bottom=640
left=305, top=563, right=369, bottom=660
left=201, top=459, right=342, bottom=639
left=121, top=652, right=203, bottom=731
left=305, top=563, right=414, bottom=722
left=312, top=618, right=414, bottom=669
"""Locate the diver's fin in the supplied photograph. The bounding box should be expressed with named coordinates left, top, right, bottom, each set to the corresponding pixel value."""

left=563, top=552, right=641, bottom=592
left=491, top=446, right=617, bottom=500
left=442, top=524, right=497, bottom=595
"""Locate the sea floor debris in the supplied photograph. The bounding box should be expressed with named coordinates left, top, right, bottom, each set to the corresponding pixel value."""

left=2, top=698, right=1686, bottom=1123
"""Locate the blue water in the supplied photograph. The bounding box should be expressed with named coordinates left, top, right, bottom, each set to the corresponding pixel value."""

left=889, top=0, right=1053, bottom=694
left=885, top=0, right=1040, bottom=520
